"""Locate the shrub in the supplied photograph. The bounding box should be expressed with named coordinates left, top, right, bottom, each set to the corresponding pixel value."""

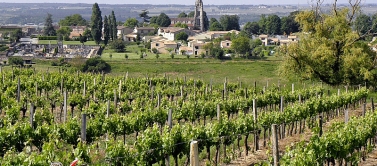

left=81, top=57, right=111, bottom=73
left=8, top=57, right=24, bottom=66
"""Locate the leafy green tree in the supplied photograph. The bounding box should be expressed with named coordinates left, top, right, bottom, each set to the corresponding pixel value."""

left=242, top=22, right=260, bottom=36
left=43, top=13, right=57, bottom=36
left=280, top=16, right=299, bottom=35
left=56, top=27, right=72, bottom=41
left=175, top=32, right=188, bottom=41
left=103, top=15, right=110, bottom=46
left=258, top=14, right=267, bottom=34
left=111, top=11, right=117, bottom=40
left=231, top=36, right=250, bottom=56
left=280, top=2, right=377, bottom=85
left=280, top=11, right=300, bottom=35
left=124, top=18, right=139, bottom=28
left=354, top=14, right=372, bottom=34
left=79, top=34, right=87, bottom=45
left=266, top=14, right=281, bottom=35
left=90, top=3, right=102, bottom=45
left=81, top=57, right=111, bottom=73
left=83, top=29, right=92, bottom=41
left=139, top=10, right=151, bottom=23
left=10, top=29, right=23, bottom=42
left=188, top=11, right=195, bottom=17
left=58, top=14, right=87, bottom=26
left=156, top=13, right=171, bottom=27
left=109, top=39, right=126, bottom=52
left=8, top=57, right=24, bottom=66
left=149, top=16, right=158, bottom=24
left=219, top=15, right=240, bottom=31
left=178, top=12, right=187, bottom=18
left=250, top=38, right=262, bottom=49
left=209, top=18, right=223, bottom=31
left=174, top=22, right=188, bottom=29
left=202, top=11, right=210, bottom=31
left=108, top=14, right=113, bottom=41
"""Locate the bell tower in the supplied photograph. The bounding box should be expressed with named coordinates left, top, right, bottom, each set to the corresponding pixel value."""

left=193, top=0, right=204, bottom=31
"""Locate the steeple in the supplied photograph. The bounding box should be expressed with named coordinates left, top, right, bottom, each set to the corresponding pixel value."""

left=193, top=0, right=204, bottom=31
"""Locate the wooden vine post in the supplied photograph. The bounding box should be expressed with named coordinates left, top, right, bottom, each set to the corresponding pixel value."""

left=253, top=99, right=259, bottom=151
left=272, top=124, right=279, bottom=166
left=190, top=141, right=199, bottom=166
left=81, top=114, right=87, bottom=143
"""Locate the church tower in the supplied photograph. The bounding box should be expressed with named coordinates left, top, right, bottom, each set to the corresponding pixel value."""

left=193, top=0, right=204, bottom=31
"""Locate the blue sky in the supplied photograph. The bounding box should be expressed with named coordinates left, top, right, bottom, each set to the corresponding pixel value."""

left=0, top=0, right=369, bottom=5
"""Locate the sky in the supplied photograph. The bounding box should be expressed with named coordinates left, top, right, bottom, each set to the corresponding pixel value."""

left=0, top=0, right=370, bottom=5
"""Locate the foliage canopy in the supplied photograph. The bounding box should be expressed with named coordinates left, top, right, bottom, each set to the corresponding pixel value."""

left=280, top=1, right=377, bottom=86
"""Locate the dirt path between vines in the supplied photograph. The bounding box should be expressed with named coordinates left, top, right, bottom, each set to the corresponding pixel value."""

left=226, top=105, right=365, bottom=166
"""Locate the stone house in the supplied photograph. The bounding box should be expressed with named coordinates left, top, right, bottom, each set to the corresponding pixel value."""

left=117, top=26, right=133, bottom=40
left=69, top=26, right=86, bottom=39
left=158, top=27, right=197, bottom=41
left=150, top=38, right=178, bottom=54
left=220, top=40, right=232, bottom=49
left=124, top=27, right=156, bottom=42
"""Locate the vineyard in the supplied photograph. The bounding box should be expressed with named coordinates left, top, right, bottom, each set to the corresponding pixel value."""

left=0, top=68, right=375, bottom=166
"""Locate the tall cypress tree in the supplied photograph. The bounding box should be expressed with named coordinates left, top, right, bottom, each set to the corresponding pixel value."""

left=43, top=13, right=56, bottom=36
left=103, top=15, right=110, bottom=46
left=111, top=11, right=117, bottom=40
left=108, top=15, right=113, bottom=41
left=91, top=3, right=102, bottom=45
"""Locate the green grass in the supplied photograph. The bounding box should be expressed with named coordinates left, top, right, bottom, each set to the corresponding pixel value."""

left=106, top=57, right=283, bottom=86
left=38, top=40, right=97, bottom=45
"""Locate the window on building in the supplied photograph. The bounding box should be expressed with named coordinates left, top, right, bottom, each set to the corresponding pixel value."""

left=141, top=30, right=144, bottom=33
left=226, top=43, right=230, bottom=46
left=195, top=46, right=199, bottom=49
left=156, top=43, right=159, bottom=47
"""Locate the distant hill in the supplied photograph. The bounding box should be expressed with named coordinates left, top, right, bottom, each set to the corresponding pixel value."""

left=0, top=3, right=376, bottom=25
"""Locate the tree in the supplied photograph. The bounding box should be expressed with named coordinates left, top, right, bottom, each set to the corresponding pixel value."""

left=79, top=34, right=87, bottom=45
left=280, top=16, right=299, bottom=35
left=258, top=14, right=267, bottom=34
left=280, top=0, right=377, bottom=86
left=124, top=18, right=139, bottom=28
left=188, top=11, right=195, bottom=17
left=56, top=27, right=72, bottom=41
left=149, top=16, right=158, bottom=24
left=90, top=3, right=102, bottom=45
left=280, top=11, right=300, bottom=35
left=175, top=32, right=188, bottom=41
left=266, top=14, right=281, bottom=35
left=354, top=14, right=372, bottom=34
left=209, top=18, right=223, bottom=31
left=83, top=29, right=92, bottom=41
left=156, top=13, right=171, bottom=27
left=202, top=11, right=210, bottom=31
left=111, top=11, right=117, bottom=40
left=43, top=13, right=56, bottom=36
left=139, top=10, right=151, bottom=23
left=219, top=15, right=240, bottom=31
left=10, top=29, right=23, bottom=42
left=59, top=14, right=87, bottom=26
left=8, top=57, right=24, bottom=66
left=231, top=36, right=250, bottom=56
left=103, top=15, right=110, bottom=46
left=178, top=12, right=187, bottom=18
left=108, top=14, right=113, bottom=41
left=242, top=22, right=260, bottom=36
left=81, top=57, right=111, bottom=73
left=174, top=22, right=188, bottom=29
left=109, top=39, right=125, bottom=52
